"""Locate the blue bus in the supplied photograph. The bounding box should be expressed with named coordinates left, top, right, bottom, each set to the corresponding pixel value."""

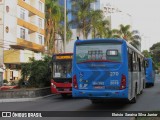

left=145, top=58, right=155, bottom=86
left=72, top=38, right=145, bottom=103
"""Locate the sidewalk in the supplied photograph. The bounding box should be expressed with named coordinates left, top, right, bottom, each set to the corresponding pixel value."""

left=0, top=94, right=54, bottom=103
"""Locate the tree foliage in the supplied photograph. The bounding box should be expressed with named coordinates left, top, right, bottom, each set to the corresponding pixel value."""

left=150, top=42, right=160, bottom=68
left=112, top=24, right=141, bottom=50
left=142, top=50, right=151, bottom=58
left=19, top=56, right=52, bottom=88
left=69, top=0, right=109, bottom=39
left=45, top=0, right=72, bottom=54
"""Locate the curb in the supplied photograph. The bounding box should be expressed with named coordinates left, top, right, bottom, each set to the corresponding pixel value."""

left=130, top=117, right=136, bottom=120
left=0, top=94, right=55, bottom=103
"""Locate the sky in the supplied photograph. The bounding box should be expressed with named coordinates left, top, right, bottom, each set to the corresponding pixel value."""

left=109, top=0, right=160, bottom=51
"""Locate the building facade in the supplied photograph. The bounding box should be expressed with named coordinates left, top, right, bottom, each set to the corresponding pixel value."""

left=0, top=0, right=45, bottom=83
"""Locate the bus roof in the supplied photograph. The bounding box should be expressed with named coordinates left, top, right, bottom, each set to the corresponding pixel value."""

left=75, top=38, right=124, bottom=44
left=75, top=38, right=144, bottom=57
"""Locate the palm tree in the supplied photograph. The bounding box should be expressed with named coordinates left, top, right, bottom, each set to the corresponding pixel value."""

left=115, top=24, right=133, bottom=41
left=104, top=28, right=120, bottom=38
left=113, top=24, right=141, bottom=50
left=91, top=12, right=110, bottom=38
left=69, top=0, right=103, bottom=39
left=45, top=0, right=61, bottom=54
left=57, top=6, right=72, bottom=45
left=130, top=31, right=141, bottom=50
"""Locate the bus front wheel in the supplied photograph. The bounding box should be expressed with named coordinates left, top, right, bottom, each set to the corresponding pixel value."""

left=61, top=94, right=69, bottom=98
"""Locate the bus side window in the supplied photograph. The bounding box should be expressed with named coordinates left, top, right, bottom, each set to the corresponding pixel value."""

left=128, top=53, right=133, bottom=72
left=138, top=58, right=141, bottom=72
left=132, top=52, right=136, bottom=72
left=143, top=60, right=146, bottom=75
left=145, top=60, right=149, bottom=68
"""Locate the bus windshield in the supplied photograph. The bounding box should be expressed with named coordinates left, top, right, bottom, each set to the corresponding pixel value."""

left=53, top=61, right=72, bottom=78
left=76, top=43, right=122, bottom=63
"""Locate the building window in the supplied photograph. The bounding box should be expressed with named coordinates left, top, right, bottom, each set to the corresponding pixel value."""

left=38, top=35, right=43, bottom=45
left=38, top=18, right=42, bottom=28
left=20, top=28, right=25, bottom=39
left=6, top=6, right=9, bottom=12
left=39, top=1, right=42, bottom=11
left=5, top=26, right=9, bottom=33
left=20, top=8, right=25, bottom=20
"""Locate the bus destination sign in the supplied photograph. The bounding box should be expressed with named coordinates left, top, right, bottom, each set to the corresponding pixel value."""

left=56, top=55, right=72, bottom=60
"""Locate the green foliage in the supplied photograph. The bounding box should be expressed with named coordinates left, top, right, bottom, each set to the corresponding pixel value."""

left=19, top=56, right=52, bottom=88
left=142, top=50, right=151, bottom=58
left=69, top=0, right=109, bottom=39
left=149, top=42, right=160, bottom=68
left=3, top=79, right=8, bottom=83
left=45, top=0, right=72, bottom=54
left=112, top=25, right=141, bottom=50
left=150, top=42, right=160, bottom=51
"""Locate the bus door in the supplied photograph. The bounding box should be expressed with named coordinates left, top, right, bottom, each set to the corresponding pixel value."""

left=128, top=49, right=134, bottom=99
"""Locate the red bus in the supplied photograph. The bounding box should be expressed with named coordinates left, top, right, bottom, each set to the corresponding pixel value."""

left=50, top=53, right=72, bottom=98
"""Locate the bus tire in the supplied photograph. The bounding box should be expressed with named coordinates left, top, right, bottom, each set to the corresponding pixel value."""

left=91, top=99, right=101, bottom=104
left=61, top=94, right=68, bottom=98
left=143, top=81, right=146, bottom=89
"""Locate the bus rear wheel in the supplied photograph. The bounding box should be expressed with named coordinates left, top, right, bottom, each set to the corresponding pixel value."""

left=91, top=99, right=102, bottom=104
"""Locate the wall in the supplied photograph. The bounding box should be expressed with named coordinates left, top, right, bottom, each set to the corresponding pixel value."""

left=0, top=87, right=51, bottom=98
left=3, top=0, right=17, bottom=48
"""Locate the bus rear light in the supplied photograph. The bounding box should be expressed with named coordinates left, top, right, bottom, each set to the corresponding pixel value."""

left=73, top=75, right=78, bottom=89
left=120, top=74, right=126, bottom=90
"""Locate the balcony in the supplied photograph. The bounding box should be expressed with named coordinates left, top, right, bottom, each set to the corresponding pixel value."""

left=40, top=0, right=45, bottom=3
left=10, top=38, right=45, bottom=52
left=17, top=0, right=45, bottom=19
left=17, top=18, right=45, bottom=35
left=4, top=50, right=21, bottom=64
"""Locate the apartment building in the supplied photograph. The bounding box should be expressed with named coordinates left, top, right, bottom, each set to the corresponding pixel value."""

left=0, top=0, right=45, bottom=82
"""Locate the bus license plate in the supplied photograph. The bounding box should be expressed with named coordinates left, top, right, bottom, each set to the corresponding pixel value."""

left=64, top=88, right=70, bottom=91
left=94, top=86, right=105, bottom=89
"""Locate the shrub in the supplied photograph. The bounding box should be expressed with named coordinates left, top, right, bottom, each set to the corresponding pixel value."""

left=3, top=79, right=8, bottom=83
left=18, top=55, right=51, bottom=88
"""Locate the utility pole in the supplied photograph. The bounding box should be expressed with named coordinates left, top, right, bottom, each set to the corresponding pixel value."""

left=64, top=0, right=66, bottom=53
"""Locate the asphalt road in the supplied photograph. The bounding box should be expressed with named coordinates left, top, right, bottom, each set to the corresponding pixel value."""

left=1, top=74, right=160, bottom=120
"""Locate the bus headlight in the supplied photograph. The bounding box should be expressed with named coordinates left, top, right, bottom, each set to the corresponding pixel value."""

left=51, top=83, right=56, bottom=88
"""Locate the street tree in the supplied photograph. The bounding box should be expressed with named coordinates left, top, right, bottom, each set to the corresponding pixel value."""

left=45, top=0, right=61, bottom=54
left=150, top=42, right=160, bottom=68
left=142, top=50, right=151, bottom=58
left=57, top=7, right=72, bottom=50
left=69, top=0, right=108, bottom=39
left=113, top=24, right=141, bottom=50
